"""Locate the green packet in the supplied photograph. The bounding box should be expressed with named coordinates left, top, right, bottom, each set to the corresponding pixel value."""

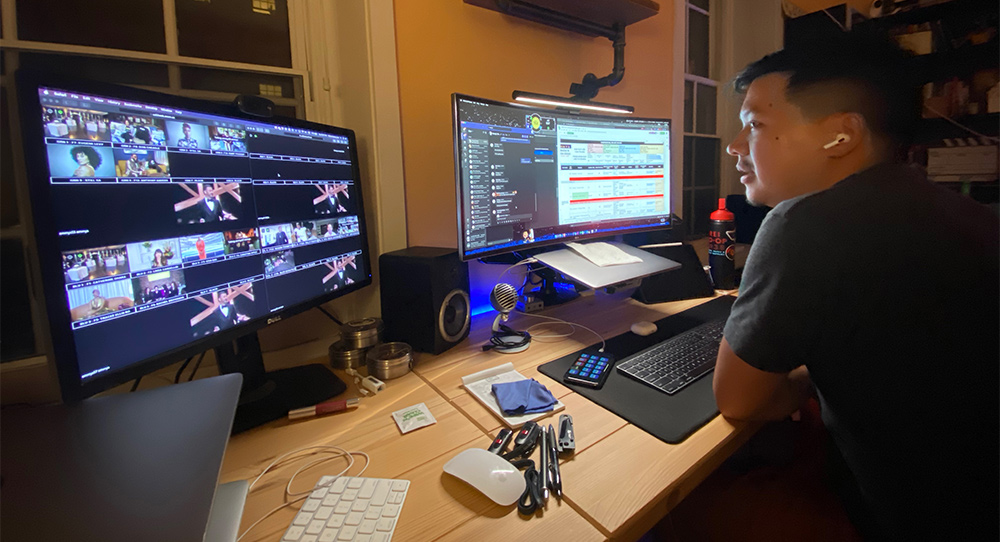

left=392, top=402, right=437, bottom=434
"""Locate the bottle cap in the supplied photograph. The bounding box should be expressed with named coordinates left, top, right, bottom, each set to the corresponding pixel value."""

left=710, top=198, right=734, bottom=221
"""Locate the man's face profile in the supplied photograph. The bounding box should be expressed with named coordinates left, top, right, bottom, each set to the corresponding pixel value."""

left=726, top=73, right=828, bottom=208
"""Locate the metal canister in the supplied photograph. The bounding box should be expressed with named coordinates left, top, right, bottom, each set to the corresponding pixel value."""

left=366, top=342, right=413, bottom=380
left=328, top=339, right=369, bottom=370
left=340, top=318, right=384, bottom=350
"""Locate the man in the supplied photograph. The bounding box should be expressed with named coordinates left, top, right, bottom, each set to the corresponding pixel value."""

left=177, top=123, right=199, bottom=149
left=713, top=30, right=998, bottom=540
left=198, top=185, right=224, bottom=222
left=125, top=153, right=144, bottom=177
left=212, top=291, right=239, bottom=331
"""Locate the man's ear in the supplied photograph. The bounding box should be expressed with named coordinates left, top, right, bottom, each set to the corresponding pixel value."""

left=821, top=112, right=865, bottom=156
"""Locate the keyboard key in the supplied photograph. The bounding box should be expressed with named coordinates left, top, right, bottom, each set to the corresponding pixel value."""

left=374, top=533, right=390, bottom=542
left=283, top=525, right=305, bottom=541
left=302, top=535, right=318, bottom=542
left=293, top=513, right=311, bottom=526
left=347, top=478, right=364, bottom=490
left=371, top=481, right=390, bottom=506
left=326, top=514, right=345, bottom=529
left=315, top=506, right=333, bottom=520
left=360, top=479, right=377, bottom=499
left=322, top=494, right=339, bottom=507
left=337, top=526, right=358, bottom=540
left=345, top=511, right=364, bottom=526
left=334, top=501, right=352, bottom=515
left=311, top=486, right=329, bottom=500
left=341, top=489, right=358, bottom=501
left=383, top=504, right=401, bottom=518
left=376, top=518, right=395, bottom=532
left=351, top=499, right=368, bottom=512
left=359, top=519, right=377, bottom=534
left=302, top=499, right=321, bottom=513
left=330, top=477, right=349, bottom=493
left=364, top=507, right=382, bottom=520
left=319, top=531, right=339, bottom=542
left=306, top=519, right=326, bottom=535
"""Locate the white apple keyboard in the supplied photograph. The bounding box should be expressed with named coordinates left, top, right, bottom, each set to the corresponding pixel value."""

left=281, top=475, right=409, bottom=542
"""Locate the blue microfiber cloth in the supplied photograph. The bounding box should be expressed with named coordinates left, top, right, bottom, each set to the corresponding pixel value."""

left=491, top=379, right=557, bottom=415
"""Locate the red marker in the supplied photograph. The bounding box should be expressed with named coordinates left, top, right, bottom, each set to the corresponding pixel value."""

left=288, top=397, right=360, bottom=420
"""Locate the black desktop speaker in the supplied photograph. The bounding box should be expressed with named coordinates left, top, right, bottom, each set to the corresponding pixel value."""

left=379, top=247, right=471, bottom=354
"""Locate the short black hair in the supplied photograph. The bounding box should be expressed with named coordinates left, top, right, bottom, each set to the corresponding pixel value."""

left=733, top=28, right=920, bottom=152
left=70, top=146, right=102, bottom=169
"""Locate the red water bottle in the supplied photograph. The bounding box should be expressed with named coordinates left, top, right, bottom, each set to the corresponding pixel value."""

left=708, top=198, right=736, bottom=290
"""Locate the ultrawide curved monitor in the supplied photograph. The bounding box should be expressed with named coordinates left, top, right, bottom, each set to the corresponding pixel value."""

left=17, top=71, right=372, bottom=401
left=453, top=93, right=672, bottom=261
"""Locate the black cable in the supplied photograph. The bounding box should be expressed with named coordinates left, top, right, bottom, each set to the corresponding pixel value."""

left=482, top=325, right=531, bottom=352
left=316, top=306, right=343, bottom=327
left=130, top=376, right=142, bottom=392
left=187, top=351, right=207, bottom=382
left=510, top=459, right=542, bottom=515
left=174, top=355, right=195, bottom=384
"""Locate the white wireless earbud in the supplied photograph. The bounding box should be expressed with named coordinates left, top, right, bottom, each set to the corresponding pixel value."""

left=823, top=133, right=851, bottom=149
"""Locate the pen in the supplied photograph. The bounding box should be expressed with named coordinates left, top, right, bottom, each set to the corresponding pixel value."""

left=539, top=426, right=549, bottom=501
left=288, top=397, right=360, bottom=420
left=548, top=424, right=561, bottom=498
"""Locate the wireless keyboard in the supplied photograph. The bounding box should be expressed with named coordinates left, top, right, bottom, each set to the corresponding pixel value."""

left=615, top=319, right=726, bottom=395
left=282, top=475, right=409, bottom=542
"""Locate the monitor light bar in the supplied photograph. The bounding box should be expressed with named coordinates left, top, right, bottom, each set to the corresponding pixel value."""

left=511, top=91, right=634, bottom=114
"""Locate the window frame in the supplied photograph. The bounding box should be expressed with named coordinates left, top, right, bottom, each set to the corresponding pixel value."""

left=682, top=0, right=721, bottom=238
left=0, top=0, right=309, bottom=117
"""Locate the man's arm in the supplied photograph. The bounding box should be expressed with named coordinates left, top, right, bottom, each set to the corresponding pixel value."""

left=713, top=337, right=812, bottom=421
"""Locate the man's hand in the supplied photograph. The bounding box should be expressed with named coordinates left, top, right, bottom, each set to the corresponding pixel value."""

left=713, top=337, right=812, bottom=421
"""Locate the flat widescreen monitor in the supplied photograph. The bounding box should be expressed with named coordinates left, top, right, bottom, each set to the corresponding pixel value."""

left=16, top=71, right=371, bottom=428
left=453, top=93, right=672, bottom=261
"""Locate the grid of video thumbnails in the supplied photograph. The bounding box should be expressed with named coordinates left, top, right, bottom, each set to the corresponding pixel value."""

left=62, top=218, right=363, bottom=333
left=42, top=108, right=250, bottom=183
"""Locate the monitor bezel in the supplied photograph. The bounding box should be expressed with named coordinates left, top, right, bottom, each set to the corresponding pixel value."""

left=16, top=70, right=373, bottom=402
left=452, top=92, right=673, bottom=261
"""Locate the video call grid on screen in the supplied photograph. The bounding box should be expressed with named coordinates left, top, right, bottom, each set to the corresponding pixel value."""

left=454, top=96, right=672, bottom=258
left=37, top=86, right=369, bottom=379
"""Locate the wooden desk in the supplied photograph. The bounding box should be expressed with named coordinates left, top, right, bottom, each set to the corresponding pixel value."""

left=223, top=292, right=758, bottom=541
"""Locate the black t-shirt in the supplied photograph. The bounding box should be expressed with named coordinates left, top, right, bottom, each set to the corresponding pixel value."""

left=724, top=162, right=999, bottom=539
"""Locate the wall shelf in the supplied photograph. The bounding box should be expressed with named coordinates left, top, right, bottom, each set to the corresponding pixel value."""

left=464, top=0, right=659, bottom=38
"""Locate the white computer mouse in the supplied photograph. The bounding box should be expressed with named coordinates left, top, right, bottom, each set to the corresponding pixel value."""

left=631, top=321, right=657, bottom=336
left=442, top=448, right=525, bottom=506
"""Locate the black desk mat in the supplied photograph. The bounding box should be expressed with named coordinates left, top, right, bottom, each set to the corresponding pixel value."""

left=538, top=295, right=736, bottom=444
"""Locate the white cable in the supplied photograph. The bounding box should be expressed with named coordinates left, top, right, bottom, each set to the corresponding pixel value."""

left=247, top=445, right=352, bottom=492
left=820, top=9, right=846, bottom=32
left=922, top=104, right=1000, bottom=143
left=525, top=320, right=576, bottom=340
left=238, top=445, right=370, bottom=541
left=514, top=311, right=607, bottom=352
left=497, top=257, right=542, bottom=293
left=499, top=257, right=537, bottom=279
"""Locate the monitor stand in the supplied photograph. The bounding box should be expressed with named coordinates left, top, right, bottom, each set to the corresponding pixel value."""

left=525, top=266, right=581, bottom=308
left=532, top=241, right=680, bottom=291
left=215, top=332, right=346, bottom=434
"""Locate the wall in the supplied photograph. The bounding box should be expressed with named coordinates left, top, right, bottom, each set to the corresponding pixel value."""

left=394, top=0, right=677, bottom=248
left=717, top=1, right=785, bottom=198
left=253, top=0, right=407, bottom=352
